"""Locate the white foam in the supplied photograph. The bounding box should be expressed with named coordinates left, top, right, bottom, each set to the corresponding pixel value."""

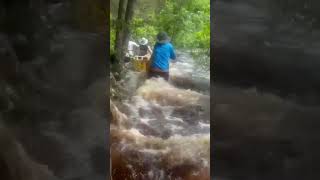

left=199, top=122, right=210, bottom=128
left=140, top=118, right=155, bottom=124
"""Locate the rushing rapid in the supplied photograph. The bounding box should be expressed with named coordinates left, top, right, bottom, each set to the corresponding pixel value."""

left=111, top=51, right=210, bottom=180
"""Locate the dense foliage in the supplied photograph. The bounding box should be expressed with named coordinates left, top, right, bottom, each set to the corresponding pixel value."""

left=110, top=13, right=116, bottom=55
left=156, top=0, right=210, bottom=49
left=110, top=0, right=210, bottom=70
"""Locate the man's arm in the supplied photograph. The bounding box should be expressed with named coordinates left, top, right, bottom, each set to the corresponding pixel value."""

left=133, top=42, right=139, bottom=47
left=148, top=46, right=153, bottom=54
left=170, top=45, right=177, bottom=62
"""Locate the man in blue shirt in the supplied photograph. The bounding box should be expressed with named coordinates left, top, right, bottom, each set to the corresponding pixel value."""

left=148, top=32, right=176, bottom=81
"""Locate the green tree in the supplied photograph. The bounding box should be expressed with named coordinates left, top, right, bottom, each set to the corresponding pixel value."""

left=111, top=0, right=210, bottom=70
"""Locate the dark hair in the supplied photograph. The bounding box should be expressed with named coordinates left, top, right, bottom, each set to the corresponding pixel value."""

left=157, top=32, right=169, bottom=41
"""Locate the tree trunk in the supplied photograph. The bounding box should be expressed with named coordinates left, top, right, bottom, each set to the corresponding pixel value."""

left=115, top=0, right=126, bottom=61
left=122, top=0, right=137, bottom=54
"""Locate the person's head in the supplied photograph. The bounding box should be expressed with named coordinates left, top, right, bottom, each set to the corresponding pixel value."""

left=139, top=38, right=148, bottom=45
left=156, top=32, right=170, bottom=44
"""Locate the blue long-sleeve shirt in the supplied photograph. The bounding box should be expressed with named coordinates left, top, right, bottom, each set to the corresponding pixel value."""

left=150, top=42, right=176, bottom=72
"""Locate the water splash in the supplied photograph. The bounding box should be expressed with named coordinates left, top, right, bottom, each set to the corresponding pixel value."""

left=111, top=51, right=210, bottom=180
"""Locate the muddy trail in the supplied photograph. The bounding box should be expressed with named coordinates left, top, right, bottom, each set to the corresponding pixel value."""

left=111, top=52, right=210, bottom=180
left=213, top=0, right=320, bottom=179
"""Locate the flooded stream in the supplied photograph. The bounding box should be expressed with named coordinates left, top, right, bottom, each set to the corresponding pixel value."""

left=213, top=1, right=320, bottom=179
left=111, top=51, right=210, bottom=180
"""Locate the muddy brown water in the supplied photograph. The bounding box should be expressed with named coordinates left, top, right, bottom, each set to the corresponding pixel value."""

left=213, top=1, right=320, bottom=179
left=111, top=52, right=211, bottom=180
left=0, top=27, right=107, bottom=180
